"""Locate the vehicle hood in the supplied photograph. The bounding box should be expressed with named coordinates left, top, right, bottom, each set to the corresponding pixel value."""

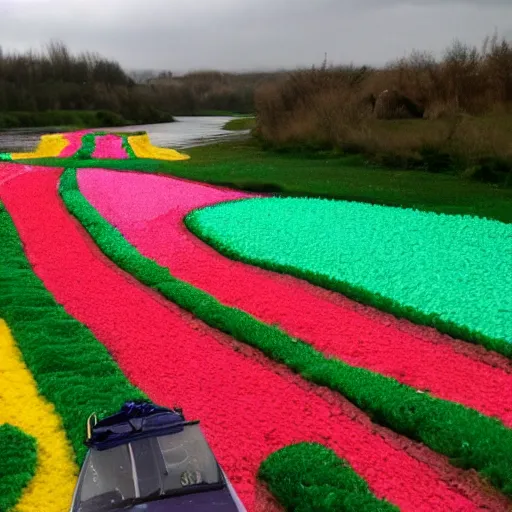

left=127, top=488, right=242, bottom=511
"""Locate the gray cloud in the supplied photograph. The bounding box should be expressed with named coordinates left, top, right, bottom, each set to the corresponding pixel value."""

left=0, top=0, right=510, bottom=72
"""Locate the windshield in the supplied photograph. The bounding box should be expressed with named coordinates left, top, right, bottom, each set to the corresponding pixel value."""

left=74, top=423, right=222, bottom=511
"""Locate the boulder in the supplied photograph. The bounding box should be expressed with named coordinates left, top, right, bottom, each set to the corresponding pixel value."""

left=374, top=90, right=424, bottom=119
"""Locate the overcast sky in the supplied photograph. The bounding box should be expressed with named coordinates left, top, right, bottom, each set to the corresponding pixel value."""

left=0, top=0, right=510, bottom=72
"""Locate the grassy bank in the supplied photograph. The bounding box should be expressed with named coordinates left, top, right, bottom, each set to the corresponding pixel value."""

left=18, top=139, right=512, bottom=223
left=255, top=113, right=512, bottom=186
left=0, top=110, right=175, bottom=130
left=185, top=141, right=512, bottom=222
left=223, top=117, right=257, bottom=131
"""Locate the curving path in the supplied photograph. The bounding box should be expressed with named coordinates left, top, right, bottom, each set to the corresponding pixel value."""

left=78, top=169, right=512, bottom=425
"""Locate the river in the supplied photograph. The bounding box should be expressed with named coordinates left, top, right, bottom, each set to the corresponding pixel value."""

left=0, top=116, right=248, bottom=153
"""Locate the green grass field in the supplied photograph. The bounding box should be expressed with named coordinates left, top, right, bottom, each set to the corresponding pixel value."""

left=222, top=117, right=257, bottom=131
left=17, top=138, right=512, bottom=222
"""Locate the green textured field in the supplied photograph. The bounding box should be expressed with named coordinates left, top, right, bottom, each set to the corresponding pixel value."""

left=19, top=139, right=512, bottom=222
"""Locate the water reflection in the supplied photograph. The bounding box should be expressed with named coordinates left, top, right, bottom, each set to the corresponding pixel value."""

left=0, top=116, right=249, bottom=153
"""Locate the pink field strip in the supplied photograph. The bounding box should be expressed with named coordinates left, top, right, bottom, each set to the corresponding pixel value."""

left=78, top=169, right=512, bottom=426
left=1, top=167, right=508, bottom=511
left=59, top=130, right=91, bottom=157
left=92, top=135, right=128, bottom=159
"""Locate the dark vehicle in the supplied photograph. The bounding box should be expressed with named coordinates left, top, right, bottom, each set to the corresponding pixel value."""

left=69, top=401, right=246, bottom=511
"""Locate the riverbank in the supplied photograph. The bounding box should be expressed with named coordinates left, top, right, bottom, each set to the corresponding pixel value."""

left=0, top=110, right=175, bottom=130
left=223, top=117, right=256, bottom=131
left=254, top=113, right=512, bottom=186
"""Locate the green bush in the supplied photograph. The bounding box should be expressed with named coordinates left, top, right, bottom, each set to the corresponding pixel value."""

left=0, top=110, right=132, bottom=129
left=0, top=424, right=37, bottom=512
left=259, top=443, right=398, bottom=511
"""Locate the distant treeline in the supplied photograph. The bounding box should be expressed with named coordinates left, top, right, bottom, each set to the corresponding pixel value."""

left=136, top=70, right=283, bottom=116
left=0, top=41, right=275, bottom=128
